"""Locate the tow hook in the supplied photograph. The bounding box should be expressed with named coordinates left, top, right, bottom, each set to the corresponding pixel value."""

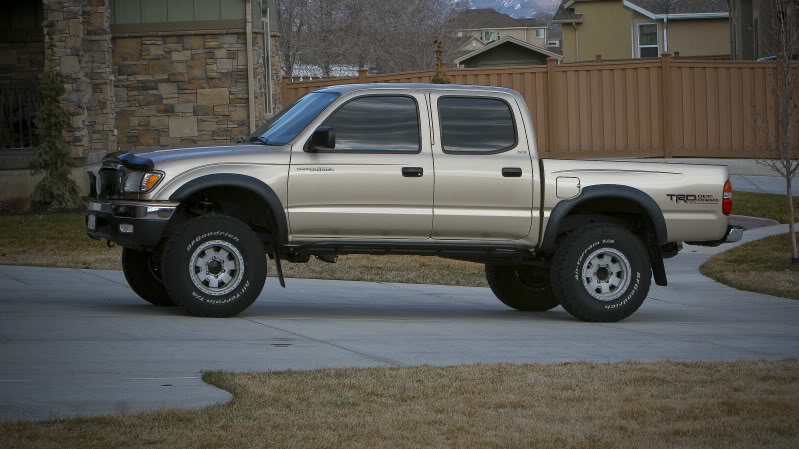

left=106, top=240, right=115, bottom=248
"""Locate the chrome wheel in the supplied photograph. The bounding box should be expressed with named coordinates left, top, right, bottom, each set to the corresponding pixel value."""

left=581, top=247, right=631, bottom=302
left=189, top=240, right=244, bottom=296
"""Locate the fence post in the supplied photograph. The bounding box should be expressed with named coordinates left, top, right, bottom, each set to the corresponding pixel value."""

left=546, top=57, right=559, bottom=159
left=661, top=53, right=673, bottom=159
left=358, top=69, right=368, bottom=83
left=280, top=77, right=288, bottom=108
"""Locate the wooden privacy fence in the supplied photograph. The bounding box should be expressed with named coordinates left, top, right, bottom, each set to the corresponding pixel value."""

left=282, top=56, right=787, bottom=159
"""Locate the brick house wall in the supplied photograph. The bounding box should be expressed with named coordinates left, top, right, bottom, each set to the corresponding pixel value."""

left=113, top=31, right=272, bottom=151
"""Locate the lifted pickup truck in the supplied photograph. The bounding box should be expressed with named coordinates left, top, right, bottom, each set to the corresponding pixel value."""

left=86, top=84, right=742, bottom=321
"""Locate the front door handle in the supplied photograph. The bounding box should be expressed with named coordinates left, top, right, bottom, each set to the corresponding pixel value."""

left=502, top=167, right=522, bottom=177
left=402, top=167, right=423, bottom=177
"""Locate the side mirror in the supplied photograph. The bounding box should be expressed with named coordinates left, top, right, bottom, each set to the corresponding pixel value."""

left=308, top=126, right=335, bottom=152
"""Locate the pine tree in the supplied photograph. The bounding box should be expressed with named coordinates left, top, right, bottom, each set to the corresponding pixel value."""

left=431, top=38, right=451, bottom=84
left=30, top=23, right=81, bottom=210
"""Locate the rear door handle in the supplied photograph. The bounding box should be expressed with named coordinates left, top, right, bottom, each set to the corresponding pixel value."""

left=402, top=167, right=423, bottom=177
left=502, top=167, right=522, bottom=177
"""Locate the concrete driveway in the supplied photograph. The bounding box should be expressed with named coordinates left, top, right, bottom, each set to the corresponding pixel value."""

left=1, top=225, right=797, bottom=422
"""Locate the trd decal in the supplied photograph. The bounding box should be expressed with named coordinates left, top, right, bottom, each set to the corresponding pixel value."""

left=666, top=194, right=719, bottom=205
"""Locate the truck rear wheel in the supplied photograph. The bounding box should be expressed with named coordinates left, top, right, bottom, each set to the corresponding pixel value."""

left=121, top=248, right=175, bottom=306
left=551, top=224, right=651, bottom=322
left=161, top=215, right=266, bottom=317
left=485, top=264, right=560, bottom=311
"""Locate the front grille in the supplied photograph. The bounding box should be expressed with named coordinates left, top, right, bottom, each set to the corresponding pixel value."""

left=97, top=167, right=121, bottom=198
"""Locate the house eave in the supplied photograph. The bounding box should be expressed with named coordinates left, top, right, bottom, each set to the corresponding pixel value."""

left=622, top=1, right=729, bottom=21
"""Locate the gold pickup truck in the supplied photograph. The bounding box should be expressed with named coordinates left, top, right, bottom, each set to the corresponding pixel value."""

left=86, top=84, right=742, bottom=322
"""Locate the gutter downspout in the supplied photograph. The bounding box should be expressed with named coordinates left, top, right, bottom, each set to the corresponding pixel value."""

left=245, top=0, right=256, bottom=132
left=663, top=16, right=669, bottom=53
left=264, top=6, right=273, bottom=115
left=573, top=23, right=579, bottom=61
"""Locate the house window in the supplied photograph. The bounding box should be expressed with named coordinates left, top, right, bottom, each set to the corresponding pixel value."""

left=637, top=23, right=659, bottom=58
left=481, top=29, right=498, bottom=42
left=535, top=29, right=545, bottom=39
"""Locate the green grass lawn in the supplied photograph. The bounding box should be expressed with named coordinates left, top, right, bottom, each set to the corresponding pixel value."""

left=2, top=361, right=797, bottom=449
left=733, top=191, right=798, bottom=223
left=701, top=233, right=799, bottom=300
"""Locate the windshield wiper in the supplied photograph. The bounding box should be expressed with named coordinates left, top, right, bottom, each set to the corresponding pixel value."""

left=248, top=136, right=270, bottom=145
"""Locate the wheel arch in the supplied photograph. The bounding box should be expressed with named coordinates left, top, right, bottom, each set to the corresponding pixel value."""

left=540, top=184, right=668, bottom=254
left=168, top=173, right=289, bottom=244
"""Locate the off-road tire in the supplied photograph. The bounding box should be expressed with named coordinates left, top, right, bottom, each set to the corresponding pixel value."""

left=121, top=248, right=175, bottom=306
left=161, top=215, right=266, bottom=317
left=551, top=224, right=651, bottom=322
left=485, top=264, right=560, bottom=311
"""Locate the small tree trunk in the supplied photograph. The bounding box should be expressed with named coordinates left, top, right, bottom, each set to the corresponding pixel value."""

left=788, top=176, right=798, bottom=264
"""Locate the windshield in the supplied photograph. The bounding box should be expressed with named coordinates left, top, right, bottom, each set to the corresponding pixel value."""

left=248, top=92, right=339, bottom=145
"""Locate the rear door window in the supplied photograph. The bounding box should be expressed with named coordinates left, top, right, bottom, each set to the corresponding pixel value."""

left=438, top=97, right=516, bottom=154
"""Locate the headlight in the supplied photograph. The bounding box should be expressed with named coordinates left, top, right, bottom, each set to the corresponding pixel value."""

left=122, top=171, right=164, bottom=193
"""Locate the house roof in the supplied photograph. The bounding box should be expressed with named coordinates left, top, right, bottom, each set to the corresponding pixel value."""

left=454, top=36, right=563, bottom=65
left=554, top=0, right=728, bottom=24
left=450, top=8, right=547, bottom=30
left=553, top=1, right=582, bottom=24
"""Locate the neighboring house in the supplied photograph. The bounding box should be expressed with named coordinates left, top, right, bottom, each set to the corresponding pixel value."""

left=554, top=0, right=730, bottom=63
left=451, top=9, right=550, bottom=52
left=454, top=36, right=563, bottom=68
left=547, top=26, right=563, bottom=52
left=728, top=0, right=798, bottom=60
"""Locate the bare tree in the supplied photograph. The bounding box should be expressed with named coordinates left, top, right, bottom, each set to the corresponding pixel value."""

left=753, top=0, right=799, bottom=264
left=280, top=0, right=464, bottom=76
left=279, top=0, right=312, bottom=77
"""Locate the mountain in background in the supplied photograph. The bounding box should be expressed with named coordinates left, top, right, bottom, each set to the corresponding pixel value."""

left=464, top=0, right=558, bottom=19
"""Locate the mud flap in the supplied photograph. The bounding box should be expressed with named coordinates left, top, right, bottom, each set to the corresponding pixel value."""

left=646, top=230, right=667, bottom=287
left=272, top=233, right=286, bottom=288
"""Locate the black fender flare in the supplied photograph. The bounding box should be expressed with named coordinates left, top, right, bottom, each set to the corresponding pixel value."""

left=168, top=173, right=289, bottom=244
left=539, top=184, right=668, bottom=254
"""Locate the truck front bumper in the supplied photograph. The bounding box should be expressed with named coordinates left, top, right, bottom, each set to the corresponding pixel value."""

left=86, top=200, right=179, bottom=248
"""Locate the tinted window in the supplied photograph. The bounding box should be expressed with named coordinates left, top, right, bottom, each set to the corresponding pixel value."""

left=321, top=96, right=420, bottom=152
left=248, top=91, right=338, bottom=145
left=438, top=97, right=516, bottom=153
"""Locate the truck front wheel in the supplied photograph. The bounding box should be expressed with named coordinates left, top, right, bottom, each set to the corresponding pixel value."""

left=485, top=264, right=560, bottom=311
left=121, top=248, right=175, bottom=306
left=161, top=215, right=267, bottom=317
left=551, top=224, right=652, bottom=322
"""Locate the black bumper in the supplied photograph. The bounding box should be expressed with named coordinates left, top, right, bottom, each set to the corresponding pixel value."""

left=686, top=225, right=745, bottom=247
left=86, top=200, right=178, bottom=249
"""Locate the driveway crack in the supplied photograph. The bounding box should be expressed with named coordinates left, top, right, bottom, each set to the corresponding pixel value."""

left=239, top=317, right=404, bottom=367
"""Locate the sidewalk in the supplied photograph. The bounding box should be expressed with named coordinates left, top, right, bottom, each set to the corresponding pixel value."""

left=731, top=175, right=798, bottom=195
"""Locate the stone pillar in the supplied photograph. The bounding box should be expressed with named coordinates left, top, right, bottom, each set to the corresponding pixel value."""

left=42, top=0, right=89, bottom=158
left=42, top=0, right=116, bottom=159
left=83, top=0, right=117, bottom=154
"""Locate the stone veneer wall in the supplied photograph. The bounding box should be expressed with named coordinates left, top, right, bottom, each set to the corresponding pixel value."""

left=113, top=31, right=269, bottom=151
left=41, top=0, right=116, bottom=159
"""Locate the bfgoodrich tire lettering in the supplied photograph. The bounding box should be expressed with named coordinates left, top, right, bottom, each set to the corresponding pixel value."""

left=551, top=224, right=651, bottom=322
left=161, top=215, right=266, bottom=317
left=121, top=248, right=175, bottom=306
left=485, top=264, right=560, bottom=311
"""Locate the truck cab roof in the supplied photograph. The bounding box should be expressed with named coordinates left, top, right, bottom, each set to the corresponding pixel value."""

left=316, top=83, right=521, bottom=97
